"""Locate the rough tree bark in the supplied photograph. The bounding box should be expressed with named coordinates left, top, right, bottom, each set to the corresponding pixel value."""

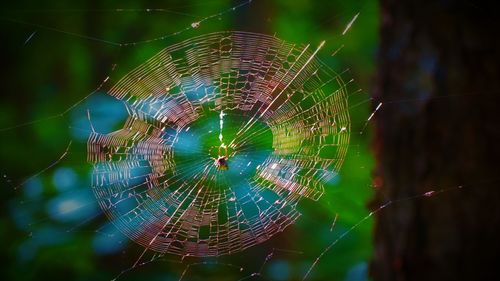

left=370, top=1, right=500, bottom=280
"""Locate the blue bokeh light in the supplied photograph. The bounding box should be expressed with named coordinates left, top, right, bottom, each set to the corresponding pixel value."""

left=345, top=261, right=368, bottom=281
left=267, top=260, right=291, bottom=281
left=23, top=177, right=43, bottom=199
left=46, top=189, right=98, bottom=222
left=71, top=92, right=128, bottom=141
left=52, top=167, right=78, bottom=192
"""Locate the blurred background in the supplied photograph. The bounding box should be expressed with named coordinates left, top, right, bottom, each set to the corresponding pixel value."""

left=3, top=1, right=499, bottom=281
left=0, top=0, right=379, bottom=280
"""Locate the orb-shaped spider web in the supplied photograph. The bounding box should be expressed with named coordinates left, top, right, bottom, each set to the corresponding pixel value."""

left=87, top=31, right=350, bottom=257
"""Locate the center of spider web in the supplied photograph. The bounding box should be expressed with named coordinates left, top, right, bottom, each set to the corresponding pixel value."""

left=215, top=156, right=228, bottom=170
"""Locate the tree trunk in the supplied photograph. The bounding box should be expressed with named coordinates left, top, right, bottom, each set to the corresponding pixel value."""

left=370, top=1, right=500, bottom=280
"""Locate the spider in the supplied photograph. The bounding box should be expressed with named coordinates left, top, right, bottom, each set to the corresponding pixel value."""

left=215, top=156, right=229, bottom=170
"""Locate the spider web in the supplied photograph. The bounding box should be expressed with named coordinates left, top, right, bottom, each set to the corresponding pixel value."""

left=87, top=31, right=350, bottom=259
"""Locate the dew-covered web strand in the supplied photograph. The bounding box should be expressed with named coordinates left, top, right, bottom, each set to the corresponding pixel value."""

left=0, top=0, right=252, bottom=47
left=230, top=42, right=315, bottom=140
left=232, top=68, right=354, bottom=152
left=3, top=7, right=199, bottom=18
left=135, top=154, right=225, bottom=256
left=11, top=140, right=72, bottom=190
left=112, top=169, right=231, bottom=280
left=233, top=66, right=353, bottom=149
left=246, top=248, right=304, bottom=281
left=231, top=40, right=327, bottom=143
